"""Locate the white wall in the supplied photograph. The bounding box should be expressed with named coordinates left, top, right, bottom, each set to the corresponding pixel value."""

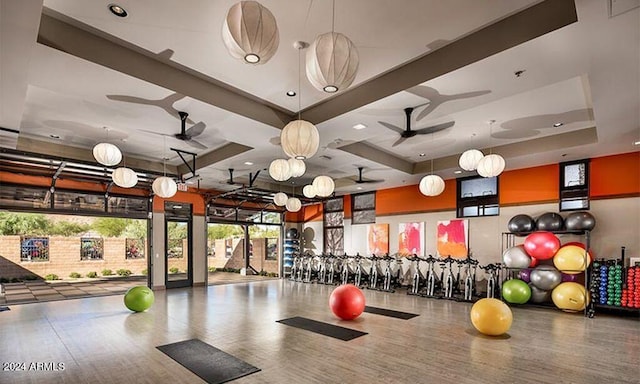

left=151, top=212, right=165, bottom=289
left=192, top=215, right=206, bottom=285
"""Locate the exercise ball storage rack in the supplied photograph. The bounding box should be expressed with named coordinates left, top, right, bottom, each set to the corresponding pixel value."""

left=501, top=230, right=595, bottom=318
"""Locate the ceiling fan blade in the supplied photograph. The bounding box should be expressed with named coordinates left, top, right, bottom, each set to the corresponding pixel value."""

left=138, top=128, right=169, bottom=137
left=392, top=136, right=407, bottom=147
left=379, top=121, right=404, bottom=134
left=106, top=95, right=154, bottom=105
left=185, top=139, right=207, bottom=150
left=355, top=178, right=384, bottom=184
left=185, top=122, right=206, bottom=137
left=414, top=121, right=455, bottom=134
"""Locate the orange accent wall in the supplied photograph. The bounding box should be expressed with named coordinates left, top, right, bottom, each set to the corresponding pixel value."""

left=285, top=210, right=305, bottom=223
left=152, top=191, right=205, bottom=215
left=343, top=195, right=352, bottom=219
left=591, top=151, right=640, bottom=197
left=302, top=203, right=323, bottom=222
left=499, top=164, right=559, bottom=204
left=375, top=179, right=457, bottom=216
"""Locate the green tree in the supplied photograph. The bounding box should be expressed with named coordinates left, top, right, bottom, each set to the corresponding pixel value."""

left=0, top=212, right=50, bottom=235
left=122, top=219, right=147, bottom=239
left=207, top=224, right=243, bottom=240
left=49, top=221, right=90, bottom=236
left=249, top=225, right=280, bottom=239
left=92, top=217, right=128, bottom=237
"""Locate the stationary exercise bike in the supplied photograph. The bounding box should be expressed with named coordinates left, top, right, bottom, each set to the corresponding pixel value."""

left=381, top=254, right=402, bottom=292
left=423, top=255, right=440, bottom=297
left=368, top=254, right=385, bottom=290
left=457, top=256, right=479, bottom=302
left=480, top=263, right=503, bottom=299
left=353, top=254, right=369, bottom=288
left=407, top=255, right=426, bottom=295
left=440, top=256, right=456, bottom=299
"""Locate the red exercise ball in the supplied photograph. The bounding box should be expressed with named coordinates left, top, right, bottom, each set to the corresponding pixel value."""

left=523, top=231, right=560, bottom=260
left=330, top=284, right=366, bottom=320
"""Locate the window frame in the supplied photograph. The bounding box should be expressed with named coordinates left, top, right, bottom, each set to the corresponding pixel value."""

left=351, top=191, right=376, bottom=225
left=456, top=175, right=500, bottom=218
left=323, top=197, right=344, bottom=255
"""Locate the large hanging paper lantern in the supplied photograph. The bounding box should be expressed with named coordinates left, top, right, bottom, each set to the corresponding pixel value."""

left=458, top=149, right=484, bottom=171
left=152, top=176, right=177, bottom=198
left=306, top=32, right=359, bottom=93
left=303, top=184, right=316, bottom=198
left=269, top=158, right=291, bottom=181
left=477, top=154, right=506, bottom=177
left=281, top=120, right=319, bottom=160
left=288, top=158, right=306, bottom=178
left=313, top=175, right=335, bottom=197
left=285, top=197, right=302, bottom=212
left=93, top=143, right=122, bottom=166
left=273, top=192, right=288, bottom=206
left=112, top=167, right=138, bottom=188
left=222, top=1, right=279, bottom=64
left=419, top=175, right=445, bottom=196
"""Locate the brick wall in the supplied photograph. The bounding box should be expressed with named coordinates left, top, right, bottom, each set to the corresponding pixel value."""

left=207, top=238, right=278, bottom=275
left=0, top=235, right=147, bottom=279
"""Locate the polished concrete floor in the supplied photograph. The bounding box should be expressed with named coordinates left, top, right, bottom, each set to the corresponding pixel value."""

left=0, top=279, right=638, bottom=384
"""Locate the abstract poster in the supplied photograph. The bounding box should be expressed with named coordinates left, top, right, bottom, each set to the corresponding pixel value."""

left=436, top=219, right=469, bottom=258
left=398, top=222, right=424, bottom=256
left=367, top=223, right=389, bottom=256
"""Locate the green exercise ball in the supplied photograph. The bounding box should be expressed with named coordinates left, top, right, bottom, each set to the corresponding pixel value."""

left=502, top=279, right=532, bottom=304
left=124, top=286, right=155, bottom=312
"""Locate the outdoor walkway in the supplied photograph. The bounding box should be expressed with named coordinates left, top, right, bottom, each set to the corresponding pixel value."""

left=0, top=272, right=278, bottom=306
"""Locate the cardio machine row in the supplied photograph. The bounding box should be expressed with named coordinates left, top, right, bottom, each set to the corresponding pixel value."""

left=289, top=253, right=507, bottom=302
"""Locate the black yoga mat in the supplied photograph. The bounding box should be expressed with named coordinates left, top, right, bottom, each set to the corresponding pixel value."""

left=0, top=306, right=10, bottom=312
left=276, top=316, right=367, bottom=341
left=156, top=339, right=260, bottom=384
left=364, top=306, right=419, bottom=320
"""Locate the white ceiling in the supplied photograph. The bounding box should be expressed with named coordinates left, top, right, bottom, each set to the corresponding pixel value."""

left=0, top=0, right=638, bottom=195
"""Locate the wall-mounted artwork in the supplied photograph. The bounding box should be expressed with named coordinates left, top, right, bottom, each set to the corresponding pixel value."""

left=398, top=222, right=424, bottom=256
left=367, top=223, right=389, bottom=256
left=436, top=219, right=469, bottom=258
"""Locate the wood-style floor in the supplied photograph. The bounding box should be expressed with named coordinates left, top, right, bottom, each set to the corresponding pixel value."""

left=0, top=280, right=638, bottom=384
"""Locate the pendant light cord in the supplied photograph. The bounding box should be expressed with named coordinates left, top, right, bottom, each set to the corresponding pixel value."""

left=298, top=47, right=302, bottom=120
left=332, top=0, right=335, bottom=32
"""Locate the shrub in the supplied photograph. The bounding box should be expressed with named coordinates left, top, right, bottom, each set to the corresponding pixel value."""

left=87, top=271, right=98, bottom=278
left=22, top=275, right=39, bottom=281
left=69, top=272, right=82, bottom=278
left=10, top=277, right=20, bottom=283
left=44, top=274, right=59, bottom=281
left=0, top=278, right=9, bottom=283
left=267, top=272, right=278, bottom=277
left=116, top=269, right=132, bottom=277
left=169, top=267, right=179, bottom=274
left=101, top=269, right=113, bottom=276
left=208, top=267, right=216, bottom=272
left=141, top=269, right=148, bottom=276
left=258, top=270, right=267, bottom=276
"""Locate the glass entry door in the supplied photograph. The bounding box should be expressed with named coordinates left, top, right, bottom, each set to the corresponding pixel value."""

left=165, top=203, right=192, bottom=288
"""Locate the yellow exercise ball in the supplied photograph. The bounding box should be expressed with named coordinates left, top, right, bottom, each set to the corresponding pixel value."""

left=470, top=298, right=513, bottom=336
left=552, top=282, right=589, bottom=312
left=553, top=245, right=591, bottom=274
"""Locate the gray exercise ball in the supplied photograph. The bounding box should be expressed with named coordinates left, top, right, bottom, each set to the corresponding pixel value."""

left=508, top=214, right=536, bottom=233
left=564, top=211, right=596, bottom=231
left=528, top=283, right=551, bottom=303
left=530, top=265, right=562, bottom=291
left=535, top=212, right=564, bottom=231
left=503, top=245, right=532, bottom=269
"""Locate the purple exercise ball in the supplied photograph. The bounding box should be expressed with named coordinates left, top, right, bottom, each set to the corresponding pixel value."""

left=519, top=268, right=532, bottom=283
left=561, top=273, right=579, bottom=282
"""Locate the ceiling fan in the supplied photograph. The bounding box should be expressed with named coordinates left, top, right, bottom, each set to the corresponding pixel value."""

left=141, top=111, right=207, bottom=150
left=335, top=167, right=384, bottom=188
left=106, top=92, right=195, bottom=124
left=379, top=107, right=455, bottom=147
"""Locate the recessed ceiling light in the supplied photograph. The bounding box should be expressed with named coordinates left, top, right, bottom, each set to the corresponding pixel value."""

left=108, top=4, right=128, bottom=17
left=286, top=90, right=296, bottom=97
left=634, top=140, right=640, bottom=146
left=49, top=134, right=60, bottom=139
left=356, top=186, right=363, bottom=190
left=244, top=161, right=254, bottom=165
left=419, top=153, right=426, bottom=157
left=352, top=123, right=367, bottom=130
left=172, top=205, right=182, bottom=209
left=553, top=122, right=564, bottom=127
left=454, top=170, right=462, bottom=174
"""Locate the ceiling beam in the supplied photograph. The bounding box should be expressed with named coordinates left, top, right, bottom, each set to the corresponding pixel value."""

left=302, top=0, right=579, bottom=124
left=178, top=142, right=253, bottom=176
left=337, top=141, right=414, bottom=174
left=37, top=8, right=295, bottom=130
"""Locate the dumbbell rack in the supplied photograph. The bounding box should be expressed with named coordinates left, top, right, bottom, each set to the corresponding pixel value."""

left=590, top=247, right=640, bottom=317
left=501, top=230, right=594, bottom=317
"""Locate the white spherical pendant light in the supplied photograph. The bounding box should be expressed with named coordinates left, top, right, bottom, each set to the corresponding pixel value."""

left=306, top=32, right=359, bottom=93
left=288, top=158, right=306, bottom=178
left=281, top=120, right=319, bottom=160
left=222, top=1, right=279, bottom=64
left=269, top=158, right=291, bottom=181
left=302, top=184, right=316, bottom=198
left=419, top=175, right=445, bottom=196
left=93, top=143, right=122, bottom=166
left=285, top=197, right=302, bottom=212
left=273, top=192, right=288, bottom=206
left=312, top=175, right=335, bottom=197
left=112, top=167, right=138, bottom=188
left=152, top=176, right=177, bottom=198
left=476, top=154, right=506, bottom=178
left=458, top=149, right=484, bottom=171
